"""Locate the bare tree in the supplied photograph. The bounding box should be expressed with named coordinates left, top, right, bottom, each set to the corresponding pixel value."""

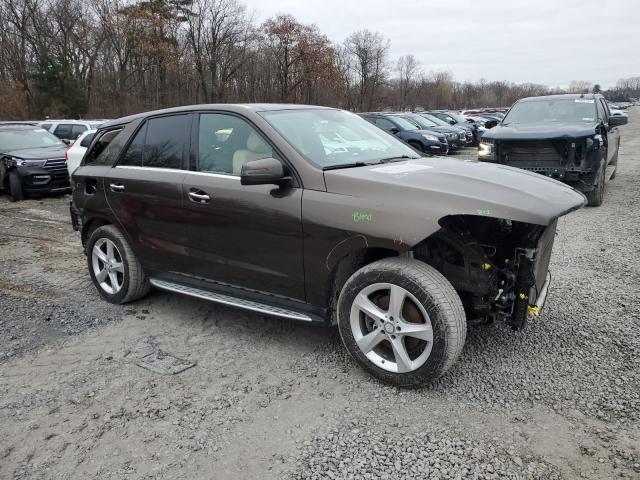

left=343, top=30, right=389, bottom=111
left=396, top=54, right=420, bottom=110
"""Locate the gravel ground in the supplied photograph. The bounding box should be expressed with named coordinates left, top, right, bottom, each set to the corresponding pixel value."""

left=0, top=110, right=639, bottom=479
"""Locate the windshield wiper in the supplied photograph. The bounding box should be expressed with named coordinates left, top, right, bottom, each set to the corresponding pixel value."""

left=322, top=161, right=376, bottom=171
left=378, top=155, right=419, bottom=163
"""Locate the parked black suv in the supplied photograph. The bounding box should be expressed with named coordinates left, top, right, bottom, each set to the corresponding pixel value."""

left=478, top=94, right=627, bottom=206
left=359, top=112, right=449, bottom=154
left=72, top=104, right=585, bottom=386
left=0, top=124, right=71, bottom=201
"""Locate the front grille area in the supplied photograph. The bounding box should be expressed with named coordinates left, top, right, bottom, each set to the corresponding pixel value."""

left=498, top=140, right=565, bottom=167
left=44, top=158, right=69, bottom=178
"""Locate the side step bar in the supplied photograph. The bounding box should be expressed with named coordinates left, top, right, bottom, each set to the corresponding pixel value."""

left=149, top=278, right=314, bottom=322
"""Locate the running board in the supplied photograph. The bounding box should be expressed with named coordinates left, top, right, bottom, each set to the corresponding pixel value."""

left=149, top=278, right=314, bottom=322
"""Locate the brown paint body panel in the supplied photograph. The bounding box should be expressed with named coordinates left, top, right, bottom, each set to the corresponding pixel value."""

left=74, top=104, right=586, bottom=314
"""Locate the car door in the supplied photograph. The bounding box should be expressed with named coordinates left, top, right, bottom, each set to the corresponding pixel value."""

left=102, top=114, right=193, bottom=274
left=181, top=112, right=305, bottom=301
left=599, top=98, right=620, bottom=164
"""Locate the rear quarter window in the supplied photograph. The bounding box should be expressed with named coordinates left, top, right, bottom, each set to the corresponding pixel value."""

left=80, top=132, right=95, bottom=148
left=84, top=128, right=126, bottom=166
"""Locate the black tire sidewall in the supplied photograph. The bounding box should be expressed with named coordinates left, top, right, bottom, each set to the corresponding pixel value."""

left=86, top=226, right=132, bottom=304
left=8, top=171, right=24, bottom=201
left=408, top=141, right=424, bottom=153
left=338, top=266, right=455, bottom=386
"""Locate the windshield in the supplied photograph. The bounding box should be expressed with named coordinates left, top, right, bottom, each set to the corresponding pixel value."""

left=391, top=116, right=419, bottom=131
left=504, top=98, right=597, bottom=124
left=422, top=113, right=451, bottom=127
left=405, top=115, right=437, bottom=128
left=260, top=109, right=419, bottom=169
left=0, top=128, right=65, bottom=151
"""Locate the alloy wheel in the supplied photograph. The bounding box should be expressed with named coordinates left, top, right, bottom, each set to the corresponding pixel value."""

left=349, top=282, right=433, bottom=373
left=91, top=238, right=124, bottom=294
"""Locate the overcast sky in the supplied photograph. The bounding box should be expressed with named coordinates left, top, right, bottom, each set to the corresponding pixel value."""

left=242, top=0, right=640, bottom=88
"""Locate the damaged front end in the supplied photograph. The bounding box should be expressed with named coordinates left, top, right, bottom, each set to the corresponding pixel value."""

left=480, top=135, right=603, bottom=192
left=413, top=215, right=557, bottom=329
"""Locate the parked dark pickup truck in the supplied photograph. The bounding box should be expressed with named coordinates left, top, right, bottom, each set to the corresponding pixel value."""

left=478, top=94, right=628, bottom=206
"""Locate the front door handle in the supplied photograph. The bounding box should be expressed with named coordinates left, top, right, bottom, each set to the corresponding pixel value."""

left=188, top=190, right=211, bottom=203
left=110, top=183, right=125, bottom=192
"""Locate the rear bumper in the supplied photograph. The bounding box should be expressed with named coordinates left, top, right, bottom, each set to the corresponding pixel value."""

left=69, top=201, right=82, bottom=231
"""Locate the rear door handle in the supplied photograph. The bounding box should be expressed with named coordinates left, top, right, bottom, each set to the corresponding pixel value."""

left=188, top=189, right=211, bottom=203
left=110, top=183, right=125, bottom=192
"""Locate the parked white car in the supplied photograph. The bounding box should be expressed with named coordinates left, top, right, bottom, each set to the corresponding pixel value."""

left=39, top=120, right=105, bottom=142
left=66, top=129, right=96, bottom=176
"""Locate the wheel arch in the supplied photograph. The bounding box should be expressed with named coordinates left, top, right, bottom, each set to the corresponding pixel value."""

left=325, top=245, right=403, bottom=325
left=81, top=215, right=113, bottom=250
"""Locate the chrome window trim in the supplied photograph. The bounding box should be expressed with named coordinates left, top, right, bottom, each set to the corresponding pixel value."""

left=115, top=165, right=241, bottom=180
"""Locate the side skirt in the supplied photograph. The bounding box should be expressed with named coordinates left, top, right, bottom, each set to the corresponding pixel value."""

left=149, top=278, right=324, bottom=323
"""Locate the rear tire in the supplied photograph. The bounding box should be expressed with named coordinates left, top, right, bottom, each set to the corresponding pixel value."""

left=86, top=225, right=150, bottom=304
left=585, top=163, right=605, bottom=207
left=337, top=257, right=466, bottom=387
left=8, top=171, right=25, bottom=202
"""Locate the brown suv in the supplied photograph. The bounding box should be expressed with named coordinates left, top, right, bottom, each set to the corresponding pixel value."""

left=71, top=104, right=585, bottom=386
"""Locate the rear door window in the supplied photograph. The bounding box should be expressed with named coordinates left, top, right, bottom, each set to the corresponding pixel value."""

left=53, top=123, right=74, bottom=139
left=142, top=115, right=190, bottom=169
left=71, top=124, right=87, bottom=139
left=118, top=124, right=147, bottom=167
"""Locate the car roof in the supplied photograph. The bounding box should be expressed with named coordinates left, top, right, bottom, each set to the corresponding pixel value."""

left=519, top=93, right=602, bottom=102
left=99, top=103, right=335, bottom=129
left=0, top=123, right=40, bottom=131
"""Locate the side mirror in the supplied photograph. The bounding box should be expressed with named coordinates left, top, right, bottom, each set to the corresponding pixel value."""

left=62, top=138, right=71, bottom=145
left=609, top=115, right=628, bottom=127
left=448, top=120, right=455, bottom=125
left=484, top=120, right=498, bottom=129
left=240, top=157, right=289, bottom=186
left=389, top=127, right=400, bottom=135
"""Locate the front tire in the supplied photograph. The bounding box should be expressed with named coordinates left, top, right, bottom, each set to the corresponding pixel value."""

left=86, top=225, right=150, bottom=304
left=585, top=163, right=605, bottom=207
left=8, top=171, right=25, bottom=202
left=337, top=258, right=466, bottom=386
left=408, top=141, right=424, bottom=153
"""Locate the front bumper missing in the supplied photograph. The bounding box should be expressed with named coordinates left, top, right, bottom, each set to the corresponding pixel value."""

left=528, top=271, right=551, bottom=316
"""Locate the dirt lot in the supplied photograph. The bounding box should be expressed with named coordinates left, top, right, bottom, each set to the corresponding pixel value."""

left=1, top=112, right=639, bottom=479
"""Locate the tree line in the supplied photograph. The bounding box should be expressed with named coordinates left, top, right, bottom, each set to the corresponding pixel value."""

left=1, top=0, right=638, bottom=120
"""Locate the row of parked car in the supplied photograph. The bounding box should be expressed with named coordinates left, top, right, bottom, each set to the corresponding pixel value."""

left=357, top=111, right=487, bottom=154
left=0, top=119, right=105, bottom=201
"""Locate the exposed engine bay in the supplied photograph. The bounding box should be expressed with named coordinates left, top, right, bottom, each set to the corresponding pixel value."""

left=413, top=215, right=555, bottom=329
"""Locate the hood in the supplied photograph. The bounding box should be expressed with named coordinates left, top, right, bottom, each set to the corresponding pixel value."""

left=483, top=122, right=598, bottom=140
left=414, top=129, right=445, bottom=140
left=323, top=157, right=585, bottom=230
left=421, top=126, right=463, bottom=135
left=4, top=145, right=68, bottom=160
